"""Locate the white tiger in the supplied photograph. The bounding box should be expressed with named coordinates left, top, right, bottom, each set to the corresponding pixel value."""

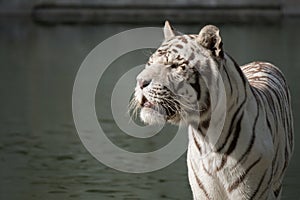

left=131, top=21, right=294, bottom=200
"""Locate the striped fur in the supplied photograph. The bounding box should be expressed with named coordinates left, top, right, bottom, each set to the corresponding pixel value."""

left=132, top=22, right=293, bottom=200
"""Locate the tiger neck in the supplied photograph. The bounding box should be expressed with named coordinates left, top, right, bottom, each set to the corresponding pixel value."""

left=191, top=53, right=254, bottom=153
left=221, top=53, right=253, bottom=115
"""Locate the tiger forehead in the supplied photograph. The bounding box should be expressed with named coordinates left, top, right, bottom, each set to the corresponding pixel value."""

left=162, top=35, right=197, bottom=48
left=155, top=35, right=197, bottom=55
left=151, top=49, right=186, bottom=65
left=151, top=35, right=200, bottom=62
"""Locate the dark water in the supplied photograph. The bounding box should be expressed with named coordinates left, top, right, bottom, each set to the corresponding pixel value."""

left=0, top=18, right=299, bottom=199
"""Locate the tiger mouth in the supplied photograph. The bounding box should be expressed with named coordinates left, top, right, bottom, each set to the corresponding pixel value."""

left=141, top=95, right=154, bottom=108
left=140, top=95, right=177, bottom=117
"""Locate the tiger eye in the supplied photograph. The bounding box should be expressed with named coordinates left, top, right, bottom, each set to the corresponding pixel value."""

left=170, top=64, right=177, bottom=68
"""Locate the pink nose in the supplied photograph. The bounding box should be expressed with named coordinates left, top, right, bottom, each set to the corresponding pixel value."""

left=138, top=79, right=151, bottom=89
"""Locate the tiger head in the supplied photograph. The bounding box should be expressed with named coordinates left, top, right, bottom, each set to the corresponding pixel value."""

left=132, top=21, right=225, bottom=125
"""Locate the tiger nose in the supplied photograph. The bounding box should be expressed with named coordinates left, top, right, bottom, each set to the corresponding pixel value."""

left=138, top=79, right=151, bottom=89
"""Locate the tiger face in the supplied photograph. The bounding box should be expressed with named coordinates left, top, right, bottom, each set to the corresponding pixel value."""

left=132, top=21, right=224, bottom=125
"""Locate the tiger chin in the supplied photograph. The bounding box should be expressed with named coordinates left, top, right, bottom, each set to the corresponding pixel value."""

left=132, top=21, right=293, bottom=200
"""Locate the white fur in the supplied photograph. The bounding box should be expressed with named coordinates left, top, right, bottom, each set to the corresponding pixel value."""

left=140, top=108, right=166, bottom=125
left=133, top=23, right=293, bottom=200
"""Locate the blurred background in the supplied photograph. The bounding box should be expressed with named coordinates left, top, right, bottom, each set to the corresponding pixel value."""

left=0, top=0, right=300, bottom=199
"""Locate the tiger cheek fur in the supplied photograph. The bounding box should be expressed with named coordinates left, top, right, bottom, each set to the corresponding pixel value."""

left=132, top=21, right=293, bottom=200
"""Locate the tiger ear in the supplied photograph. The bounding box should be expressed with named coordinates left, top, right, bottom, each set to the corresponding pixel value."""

left=197, top=25, right=224, bottom=58
left=163, top=20, right=176, bottom=40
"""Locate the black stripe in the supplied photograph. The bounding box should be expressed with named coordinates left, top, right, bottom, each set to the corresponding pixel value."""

left=266, top=117, right=272, bottom=136
left=192, top=130, right=202, bottom=154
left=228, top=156, right=262, bottom=192
left=216, top=97, right=246, bottom=153
left=198, top=115, right=211, bottom=137
left=175, top=44, right=183, bottom=49
left=263, top=77, right=285, bottom=111
left=227, top=54, right=247, bottom=86
left=222, top=64, right=233, bottom=96
left=274, top=185, right=282, bottom=197
left=260, top=85, right=278, bottom=122
left=190, top=72, right=201, bottom=100
left=190, top=161, right=211, bottom=200
left=258, top=170, right=273, bottom=199
left=201, top=117, right=210, bottom=130
left=278, top=146, right=289, bottom=179
left=216, top=155, right=227, bottom=171
left=256, top=87, right=277, bottom=128
left=234, top=101, right=259, bottom=167
left=202, top=163, right=213, bottom=177
left=226, top=112, right=244, bottom=155
left=249, top=169, right=267, bottom=199
left=272, top=144, right=280, bottom=177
